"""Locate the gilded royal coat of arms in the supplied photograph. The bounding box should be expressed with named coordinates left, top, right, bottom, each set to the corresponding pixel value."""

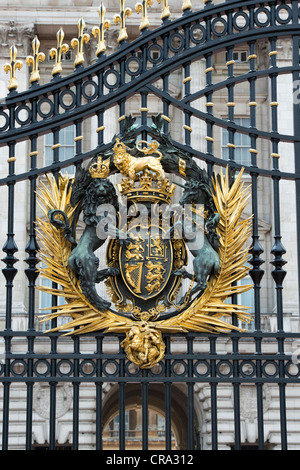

left=37, top=115, right=252, bottom=368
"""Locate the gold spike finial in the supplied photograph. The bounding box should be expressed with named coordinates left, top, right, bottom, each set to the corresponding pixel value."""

left=4, top=44, right=23, bottom=91
left=26, top=36, right=46, bottom=84
left=135, top=0, right=154, bottom=31
left=156, top=0, right=170, bottom=20
left=114, top=0, right=132, bottom=43
left=92, top=2, right=111, bottom=56
left=71, top=17, right=90, bottom=68
left=49, top=28, right=69, bottom=76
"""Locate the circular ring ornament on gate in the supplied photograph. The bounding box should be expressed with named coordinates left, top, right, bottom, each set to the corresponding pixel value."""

left=211, top=17, right=228, bottom=36
left=125, top=56, right=143, bottom=76
left=36, top=114, right=252, bottom=369
left=15, top=104, right=32, bottom=126
left=103, top=69, right=120, bottom=90
left=147, top=44, right=163, bottom=63
left=190, top=24, right=206, bottom=45
left=233, top=12, right=250, bottom=32
left=37, top=97, right=54, bottom=119
left=82, top=79, right=99, bottom=101
left=59, top=89, right=76, bottom=110
left=0, top=111, right=9, bottom=131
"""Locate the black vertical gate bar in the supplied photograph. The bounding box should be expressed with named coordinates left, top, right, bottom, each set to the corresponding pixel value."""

left=164, top=336, right=172, bottom=450
left=205, top=52, right=214, bottom=177
left=140, top=90, right=148, bottom=143
left=182, top=62, right=194, bottom=441
left=247, top=37, right=265, bottom=450
left=96, top=109, right=105, bottom=148
left=3, top=142, right=18, bottom=331
left=269, top=34, right=288, bottom=451
left=232, top=335, right=241, bottom=450
left=292, top=3, right=300, bottom=311
left=96, top=336, right=103, bottom=450
left=119, top=337, right=126, bottom=450
left=25, top=133, right=39, bottom=450
left=96, top=66, right=104, bottom=148
left=119, top=99, right=126, bottom=135
left=48, top=124, right=60, bottom=450
left=119, top=53, right=126, bottom=136
left=2, top=135, right=18, bottom=450
left=73, top=335, right=80, bottom=450
left=226, top=50, right=240, bottom=449
left=75, top=119, right=83, bottom=169
left=51, top=127, right=60, bottom=331
left=75, top=75, right=83, bottom=165
left=187, top=336, right=194, bottom=450
left=49, top=335, right=57, bottom=450
left=210, top=336, right=218, bottom=450
left=226, top=45, right=236, bottom=163
left=183, top=61, right=192, bottom=148
left=162, top=72, right=170, bottom=134
left=142, top=370, right=148, bottom=450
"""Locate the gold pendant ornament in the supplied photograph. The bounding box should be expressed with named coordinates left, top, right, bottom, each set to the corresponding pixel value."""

left=37, top=115, right=252, bottom=369
left=121, top=324, right=165, bottom=369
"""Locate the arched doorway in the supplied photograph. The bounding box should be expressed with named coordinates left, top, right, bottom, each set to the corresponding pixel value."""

left=102, top=383, right=201, bottom=450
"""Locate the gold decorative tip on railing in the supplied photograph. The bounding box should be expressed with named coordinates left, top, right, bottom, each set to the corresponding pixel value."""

left=26, top=36, right=45, bottom=84
left=92, top=2, right=111, bottom=56
left=114, top=0, right=132, bottom=43
left=4, top=44, right=23, bottom=91
left=71, top=18, right=90, bottom=67
left=182, top=0, right=192, bottom=11
left=49, top=28, right=69, bottom=76
left=135, top=0, right=154, bottom=31
left=157, top=0, right=170, bottom=20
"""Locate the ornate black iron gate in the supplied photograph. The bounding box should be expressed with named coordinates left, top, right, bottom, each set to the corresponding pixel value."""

left=1, top=0, right=300, bottom=451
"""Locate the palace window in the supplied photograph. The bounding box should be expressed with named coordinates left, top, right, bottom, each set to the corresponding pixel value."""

left=222, top=118, right=251, bottom=165
left=44, top=125, right=75, bottom=174
left=233, top=50, right=248, bottom=62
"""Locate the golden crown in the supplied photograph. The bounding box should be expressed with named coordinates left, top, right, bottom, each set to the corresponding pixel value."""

left=89, top=156, right=110, bottom=178
left=117, top=172, right=176, bottom=205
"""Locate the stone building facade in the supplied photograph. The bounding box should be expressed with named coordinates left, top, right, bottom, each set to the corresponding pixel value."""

left=0, top=0, right=299, bottom=450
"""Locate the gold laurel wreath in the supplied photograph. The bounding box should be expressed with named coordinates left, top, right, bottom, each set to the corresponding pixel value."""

left=36, top=167, right=253, bottom=338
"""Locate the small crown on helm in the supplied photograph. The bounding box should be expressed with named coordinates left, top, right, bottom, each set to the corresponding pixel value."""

left=89, top=156, right=110, bottom=179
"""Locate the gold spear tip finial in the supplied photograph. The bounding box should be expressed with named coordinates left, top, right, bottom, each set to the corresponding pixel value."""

left=71, top=17, right=90, bottom=67
left=4, top=44, right=23, bottom=91
left=49, top=27, right=69, bottom=76
left=26, top=35, right=46, bottom=84
left=92, top=2, right=111, bottom=56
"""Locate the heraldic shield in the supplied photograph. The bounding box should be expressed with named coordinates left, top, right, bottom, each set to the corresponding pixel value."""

left=108, top=222, right=182, bottom=310
left=37, top=115, right=253, bottom=369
